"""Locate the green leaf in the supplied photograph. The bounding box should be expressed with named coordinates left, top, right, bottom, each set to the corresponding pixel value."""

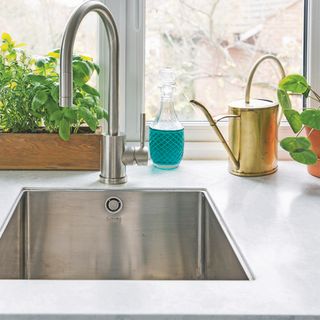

left=82, top=84, right=100, bottom=97
left=279, top=74, right=310, bottom=94
left=2, top=33, right=12, bottom=43
left=63, top=107, right=77, bottom=122
left=80, top=96, right=95, bottom=108
left=280, top=137, right=311, bottom=152
left=74, top=92, right=84, bottom=101
left=290, top=149, right=318, bottom=165
left=84, top=61, right=100, bottom=75
left=79, top=107, right=97, bottom=131
left=1, top=43, right=8, bottom=52
left=277, top=89, right=292, bottom=110
left=26, top=74, right=47, bottom=84
left=93, top=63, right=100, bottom=74
left=73, top=60, right=92, bottom=86
left=59, top=118, right=70, bottom=141
left=303, top=87, right=310, bottom=98
left=72, top=55, right=82, bottom=61
left=300, top=109, right=320, bottom=130
left=50, top=84, right=59, bottom=102
left=50, top=110, right=63, bottom=122
left=94, top=106, right=104, bottom=119
left=14, top=42, right=27, bottom=48
left=45, top=97, right=59, bottom=114
left=6, top=51, right=16, bottom=61
left=84, top=60, right=95, bottom=72
left=93, top=107, right=108, bottom=120
left=80, top=55, right=93, bottom=62
left=30, top=110, right=42, bottom=118
left=47, top=51, right=60, bottom=59
left=283, top=109, right=302, bottom=133
left=35, top=57, right=47, bottom=68
left=32, top=90, right=48, bottom=110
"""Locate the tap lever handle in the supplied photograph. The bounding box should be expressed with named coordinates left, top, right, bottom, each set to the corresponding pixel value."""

left=123, top=113, right=148, bottom=166
left=131, top=112, right=148, bottom=166
left=140, top=113, right=146, bottom=148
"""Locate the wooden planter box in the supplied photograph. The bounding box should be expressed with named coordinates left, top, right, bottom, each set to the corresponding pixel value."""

left=0, top=131, right=101, bottom=170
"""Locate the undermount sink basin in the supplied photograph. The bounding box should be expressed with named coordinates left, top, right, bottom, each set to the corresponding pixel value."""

left=0, top=189, right=252, bottom=280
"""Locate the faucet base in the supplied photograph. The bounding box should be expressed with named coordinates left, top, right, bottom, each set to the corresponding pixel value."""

left=99, top=175, right=127, bottom=184
left=100, top=134, right=127, bottom=185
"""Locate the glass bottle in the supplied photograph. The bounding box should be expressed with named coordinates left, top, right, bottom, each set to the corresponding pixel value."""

left=149, top=68, right=184, bottom=169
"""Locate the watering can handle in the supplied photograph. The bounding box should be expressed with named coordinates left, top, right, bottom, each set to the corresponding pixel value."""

left=245, top=54, right=286, bottom=126
left=190, top=100, right=240, bottom=169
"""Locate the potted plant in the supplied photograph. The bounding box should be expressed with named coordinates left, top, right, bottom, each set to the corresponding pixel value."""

left=277, top=74, right=320, bottom=177
left=0, top=33, right=107, bottom=170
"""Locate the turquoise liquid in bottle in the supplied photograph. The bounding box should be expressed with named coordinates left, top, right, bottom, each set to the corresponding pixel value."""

left=149, top=127, right=184, bottom=169
left=149, top=68, right=184, bottom=169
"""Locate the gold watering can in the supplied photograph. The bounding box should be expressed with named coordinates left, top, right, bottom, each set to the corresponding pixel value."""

left=191, top=55, right=285, bottom=177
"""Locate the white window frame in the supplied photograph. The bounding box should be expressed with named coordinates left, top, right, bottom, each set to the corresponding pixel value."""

left=100, top=0, right=310, bottom=160
left=306, top=0, right=320, bottom=100
left=99, top=0, right=144, bottom=140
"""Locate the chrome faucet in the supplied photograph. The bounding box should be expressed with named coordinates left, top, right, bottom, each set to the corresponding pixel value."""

left=59, top=0, right=148, bottom=184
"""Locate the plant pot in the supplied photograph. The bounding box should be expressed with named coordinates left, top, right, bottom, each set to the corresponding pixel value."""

left=0, top=130, right=101, bottom=170
left=305, top=127, right=320, bottom=177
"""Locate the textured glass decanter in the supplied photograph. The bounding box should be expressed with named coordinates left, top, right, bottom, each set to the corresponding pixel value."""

left=149, top=68, right=184, bottom=169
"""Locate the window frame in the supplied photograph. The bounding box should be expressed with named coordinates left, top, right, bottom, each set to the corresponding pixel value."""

left=305, top=0, right=320, bottom=103
left=101, top=0, right=308, bottom=160
left=99, top=0, right=145, bottom=140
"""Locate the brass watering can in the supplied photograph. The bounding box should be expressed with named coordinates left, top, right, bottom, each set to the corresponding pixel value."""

left=191, top=55, right=285, bottom=177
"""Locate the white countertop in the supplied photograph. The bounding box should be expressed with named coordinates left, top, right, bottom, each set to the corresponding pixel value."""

left=0, top=161, right=319, bottom=319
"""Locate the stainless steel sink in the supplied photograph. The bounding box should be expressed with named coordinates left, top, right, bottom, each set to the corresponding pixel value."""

left=0, top=189, right=252, bottom=280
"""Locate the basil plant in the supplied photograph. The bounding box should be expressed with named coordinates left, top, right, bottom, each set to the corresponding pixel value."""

left=0, top=33, right=107, bottom=141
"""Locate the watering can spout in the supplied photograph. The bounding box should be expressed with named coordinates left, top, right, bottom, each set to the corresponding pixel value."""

left=190, top=100, right=240, bottom=169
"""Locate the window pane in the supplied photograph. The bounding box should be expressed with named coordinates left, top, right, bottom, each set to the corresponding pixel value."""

left=145, top=0, right=303, bottom=121
left=1, top=0, right=97, bottom=61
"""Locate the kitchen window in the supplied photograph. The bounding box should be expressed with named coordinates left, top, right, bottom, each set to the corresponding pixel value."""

left=1, top=0, right=315, bottom=159
left=102, top=0, right=310, bottom=159
left=1, top=1, right=98, bottom=63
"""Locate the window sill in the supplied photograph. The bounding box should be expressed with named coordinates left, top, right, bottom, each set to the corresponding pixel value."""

left=127, top=121, right=293, bottom=160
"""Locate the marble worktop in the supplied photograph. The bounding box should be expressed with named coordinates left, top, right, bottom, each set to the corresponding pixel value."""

left=0, top=161, right=319, bottom=319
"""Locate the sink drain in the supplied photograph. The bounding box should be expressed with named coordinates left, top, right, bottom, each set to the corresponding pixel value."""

left=105, top=196, right=123, bottom=215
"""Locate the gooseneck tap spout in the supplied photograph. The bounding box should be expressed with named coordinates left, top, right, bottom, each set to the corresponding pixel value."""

left=59, top=0, right=119, bottom=136
left=59, top=0, right=148, bottom=184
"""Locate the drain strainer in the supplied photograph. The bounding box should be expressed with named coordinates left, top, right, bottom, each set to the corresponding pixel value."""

left=105, top=196, right=123, bottom=215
